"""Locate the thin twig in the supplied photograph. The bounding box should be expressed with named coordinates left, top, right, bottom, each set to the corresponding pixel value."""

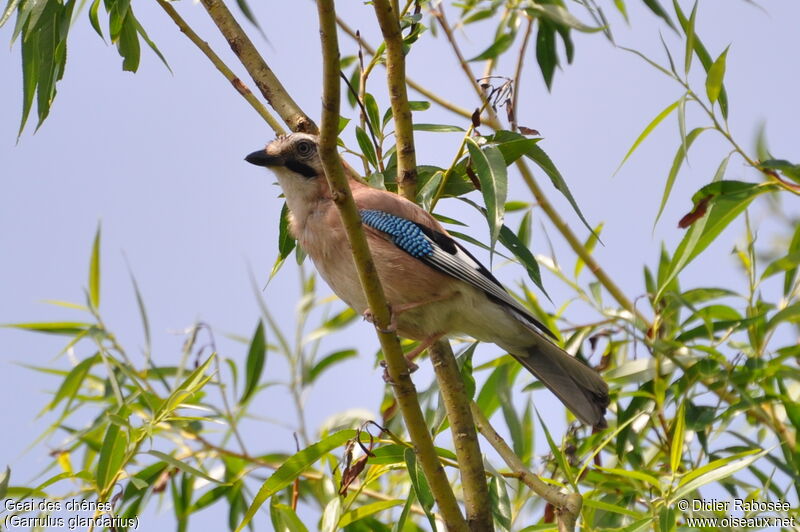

left=316, top=2, right=468, bottom=529
left=157, top=0, right=285, bottom=135
left=470, top=402, right=581, bottom=532
left=511, top=16, right=535, bottom=132
left=199, top=0, right=316, bottom=133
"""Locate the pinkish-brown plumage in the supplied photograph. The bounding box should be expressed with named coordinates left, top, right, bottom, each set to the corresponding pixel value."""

left=245, top=133, right=609, bottom=427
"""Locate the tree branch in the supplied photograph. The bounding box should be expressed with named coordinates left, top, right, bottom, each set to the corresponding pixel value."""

left=156, top=0, right=286, bottom=135
left=470, top=402, right=581, bottom=532
left=371, top=0, right=418, bottom=198
left=429, top=340, right=494, bottom=531
left=199, top=0, right=317, bottom=133
left=316, top=2, right=467, bottom=529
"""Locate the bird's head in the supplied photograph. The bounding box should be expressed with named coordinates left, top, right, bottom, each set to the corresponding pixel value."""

left=245, top=133, right=331, bottom=217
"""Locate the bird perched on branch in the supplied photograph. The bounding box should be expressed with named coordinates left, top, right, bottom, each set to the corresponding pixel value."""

left=245, top=133, right=609, bottom=428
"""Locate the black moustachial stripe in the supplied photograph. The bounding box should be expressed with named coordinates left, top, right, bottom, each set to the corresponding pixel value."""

left=285, top=160, right=316, bottom=178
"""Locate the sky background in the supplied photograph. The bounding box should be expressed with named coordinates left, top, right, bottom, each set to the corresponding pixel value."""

left=1, top=0, right=798, bottom=530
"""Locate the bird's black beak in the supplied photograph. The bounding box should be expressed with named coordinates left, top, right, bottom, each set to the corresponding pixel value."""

left=245, top=149, right=280, bottom=167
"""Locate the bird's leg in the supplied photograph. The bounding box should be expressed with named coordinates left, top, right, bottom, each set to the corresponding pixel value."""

left=381, top=333, right=444, bottom=383
left=362, top=292, right=458, bottom=333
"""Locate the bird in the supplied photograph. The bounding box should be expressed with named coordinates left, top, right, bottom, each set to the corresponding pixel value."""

left=245, top=133, right=609, bottom=428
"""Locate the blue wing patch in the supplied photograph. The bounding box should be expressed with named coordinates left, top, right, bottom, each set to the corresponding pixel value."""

left=359, top=209, right=557, bottom=339
left=360, top=210, right=434, bottom=258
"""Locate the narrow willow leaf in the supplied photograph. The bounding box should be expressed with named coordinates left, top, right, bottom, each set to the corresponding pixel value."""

left=682, top=1, right=698, bottom=75
left=523, top=142, right=595, bottom=237
left=575, top=223, right=603, bottom=278
left=355, top=126, right=378, bottom=168
left=498, top=223, right=547, bottom=297
left=615, top=99, right=680, bottom=175
left=673, top=0, right=728, bottom=117
left=412, top=123, right=464, bottom=132
left=469, top=31, right=515, bottom=61
left=654, top=127, right=707, bottom=226
left=656, top=181, right=775, bottom=301
left=96, top=421, right=128, bottom=493
left=337, top=500, right=403, bottom=527
left=240, top=320, right=266, bottom=404
left=671, top=448, right=768, bottom=502
left=535, top=20, right=557, bottom=89
left=148, top=451, right=224, bottom=485
left=536, top=409, right=576, bottom=488
left=89, top=224, right=101, bottom=309
left=670, top=401, right=686, bottom=474
left=305, top=349, right=357, bottom=384
left=2, top=321, right=91, bottom=335
left=270, top=202, right=296, bottom=280
left=364, top=93, right=380, bottom=135
left=391, top=489, right=415, bottom=532
left=766, top=303, right=800, bottom=332
left=134, top=17, right=171, bottom=73
left=49, top=353, right=101, bottom=411
left=526, top=3, right=603, bottom=32
left=583, top=497, right=646, bottom=518
left=116, top=12, right=140, bottom=72
left=641, top=0, right=676, bottom=31
left=705, top=46, right=730, bottom=104
left=404, top=448, right=437, bottom=531
left=595, top=467, right=660, bottom=489
left=235, top=430, right=355, bottom=532
left=466, top=139, right=508, bottom=252
left=0, top=466, right=9, bottom=499
left=270, top=502, right=309, bottom=532
left=88, top=0, right=103, bottom=38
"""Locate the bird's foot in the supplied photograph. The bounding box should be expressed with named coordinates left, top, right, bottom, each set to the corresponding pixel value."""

left=362, top=305, right=398, bottom=334
left=380, top=358, right=419, bottom=384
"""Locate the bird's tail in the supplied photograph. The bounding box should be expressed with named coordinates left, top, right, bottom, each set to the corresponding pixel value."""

left=509, top=336, right=609, bottom=428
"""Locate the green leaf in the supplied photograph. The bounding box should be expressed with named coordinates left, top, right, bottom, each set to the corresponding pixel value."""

left=656, top=181, right=775, bottom=301
left=270, top=202, right=296, bottom=280
left=536, top=409, right=576, bottom=488
left=116, top=11, right=141, bottom=72
left=615, top=99, right=680, bottom=175
left=240, top=320, right=266, bottom=404
left=2, top=321, right=91, bottom=335
left=364, top=93, right=380, bottom=135
left=356, top=126, right=378, bottom=168
left=235, top=430, right=355, bottom=532
left=526, top=2, right=603, bottom=32
left=672, top=448, right=768, bottom=502
left=338, top=500, right=403, bottom=527
left=523, top=141, right=595, bottom=237
left=705, top=46, right=730, bottom=104
left=404, top=448, right=437, bottom=531
left=305, top=349, right=357, bottom=384
left=766, top=303, right=800, bottom=332
left=88, top=0, right=103, bottom=38
left=535, top=20, right=557, bottom=89
left=488, top=474, right=512, bottom=530
left=682, top=1, right=698, bottom=75
left=641, top=0, right=677, bottom=31
left=583, top=497, right=646, bottom=518
left=761, top=159, right=800, bottom=184
left=673, top=0, right=729, bottom=118
left=148, top=450, right=224, bottom=485
left=96, top=420, right=129, bottom=493
left=466, top=139, right=508, bottom=252
left=655, top=127, right=707, bottom=226
left=498, top=224, right=547, bottom=296
left=670, top=401, right=685, bottom=474
left=469, top=31, right=515, bottom=61
left=0, top=466, right=9, bottom=500
left=89, top=224, right=101, bottom=309
left=412, top=123, right=465, bottom=132
left=49, top=353, right=101, bottom=411
left=270, top=502, right=309, bottom=532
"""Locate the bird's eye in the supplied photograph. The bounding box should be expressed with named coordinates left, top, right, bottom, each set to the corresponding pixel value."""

left=296, top=140, right=314, bottom=157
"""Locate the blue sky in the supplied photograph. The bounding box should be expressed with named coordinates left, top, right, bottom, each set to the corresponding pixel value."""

left=1, top=0, right=798, bottom=529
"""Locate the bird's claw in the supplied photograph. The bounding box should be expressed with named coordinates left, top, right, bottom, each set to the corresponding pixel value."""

left=379, top=358, right=419, bottom=384
left=363, top=306, right=398, bottom=334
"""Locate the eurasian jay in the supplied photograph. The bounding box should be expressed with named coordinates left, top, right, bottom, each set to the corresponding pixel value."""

left=245, top=133, right=609, bottom=428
